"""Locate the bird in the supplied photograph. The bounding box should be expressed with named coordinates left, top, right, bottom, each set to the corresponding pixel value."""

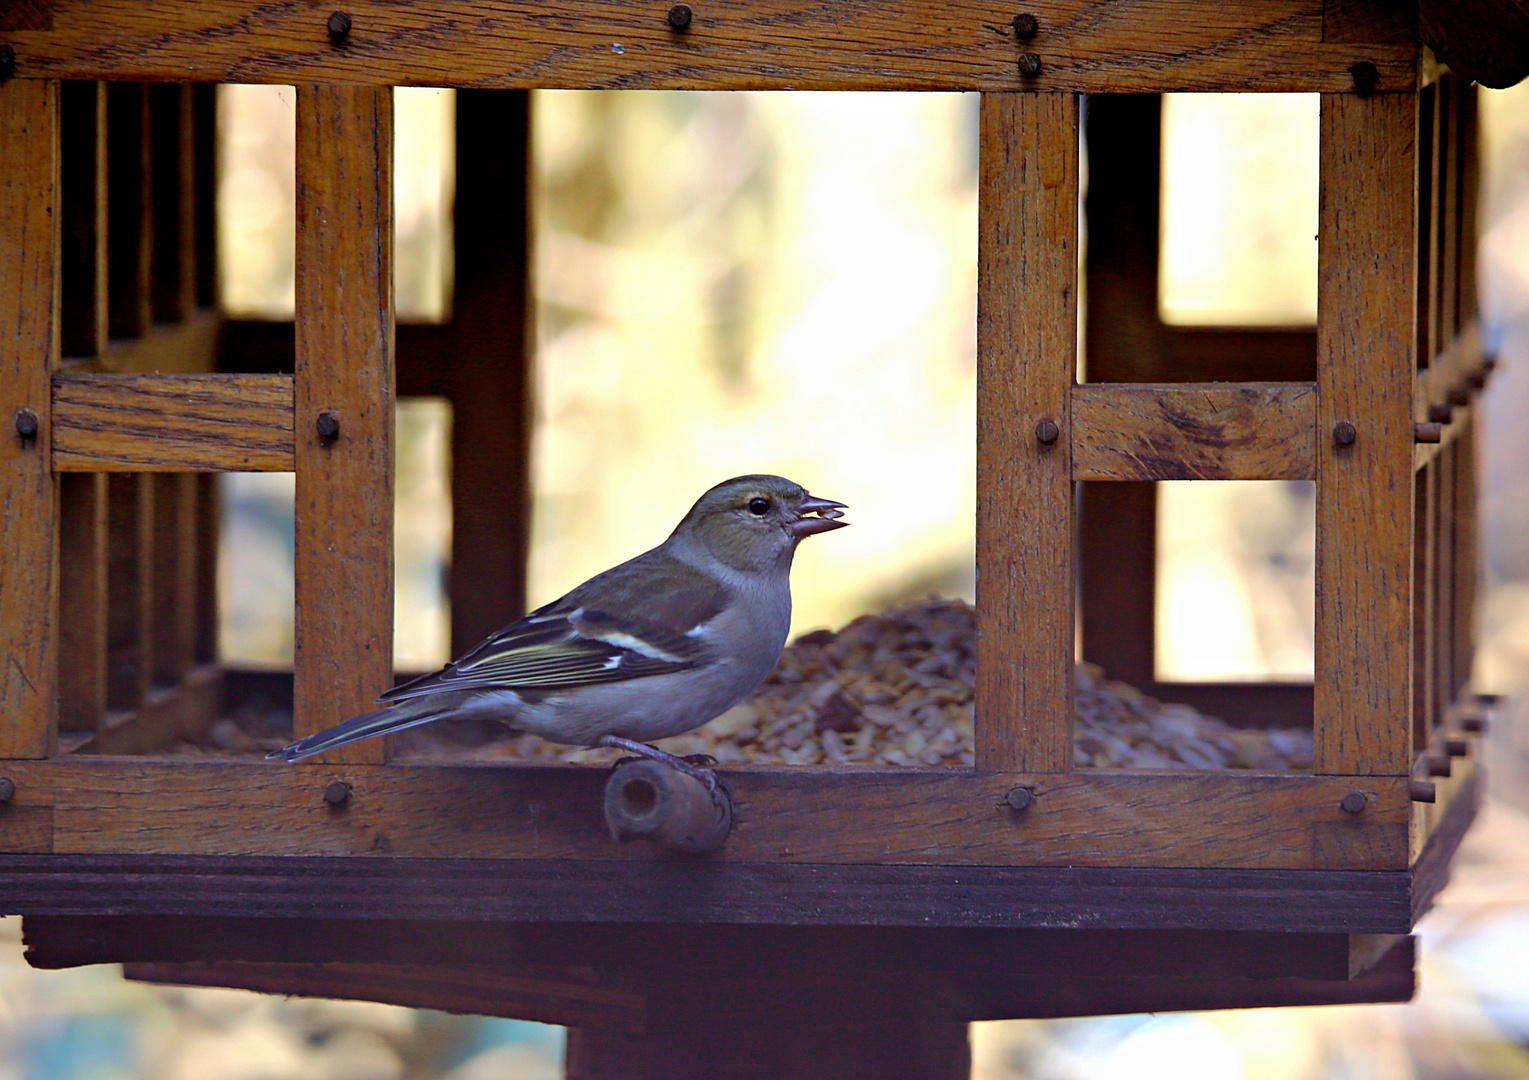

left=268, top=474, right=849, bottom=789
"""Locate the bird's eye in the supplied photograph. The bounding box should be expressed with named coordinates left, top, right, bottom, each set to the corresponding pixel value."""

left=747, top=497, right=771, bottom=516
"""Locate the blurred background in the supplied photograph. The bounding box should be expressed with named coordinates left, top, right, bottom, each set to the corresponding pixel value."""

left=2, top=82, right=1527, bottom=1077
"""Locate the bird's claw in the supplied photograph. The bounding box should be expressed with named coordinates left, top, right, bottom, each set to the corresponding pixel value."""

left=596, top=736, right=721, bottom=800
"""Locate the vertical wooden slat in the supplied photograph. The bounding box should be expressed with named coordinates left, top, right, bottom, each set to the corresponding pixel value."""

left=0, top=79, right=61, bottom=759
left=1432, top=441, right=1455, bottom=727
left=448, top=89, right=535, bottom=653
left=149, top=83, right=197, bottom=324
left=1452, top=418, right=1477, bottom=702
left=293, top=85, right=394, bottom=764
left=149, top=473, right=198, bottom=686
left=1456, top=82, right=1481, bottom=329
left=1436, top=77, right=1459, bottom=349
left=1414, top=82, right=1435, bottom=372
left=1077, top=95, right=1163, bottom=690
left=975, top=92, right=1078, bottom=773
left=106, top=82, right=152, bottom=341
left=192, top=84, right=218, bottom=310
left=58, top=473, right=109, bottom=733
left=60, top=81, right=107, bottom=359
left=1411, top=466, right=1433, bottom=749
left=193, top=473, right=220, bottom=665
left=106, top=474, right=154, bottom=711
left=1314, top=91, right=1416, bottom=776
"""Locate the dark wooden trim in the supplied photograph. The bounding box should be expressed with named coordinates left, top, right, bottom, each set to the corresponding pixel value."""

left=4, top=1, right=1420, bottom=93
left=0, top=854, right=1414, bottom=932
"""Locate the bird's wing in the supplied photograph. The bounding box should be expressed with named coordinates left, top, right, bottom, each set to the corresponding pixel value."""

left=378, top=552, right=731, bottom=703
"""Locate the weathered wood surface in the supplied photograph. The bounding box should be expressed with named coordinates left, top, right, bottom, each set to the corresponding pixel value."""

left=1071, top=382, right=1316, bottom=481
left=0, top=79, right=60, bottom=760
left=1314, top=91, right=1417, bottom=777
left=293, top=85, right=394, bottom=765
left=0, top=0, right=1420, bottom=92
left=52, top=373, right=294, bottom=471
left=975, top=92, right=1077, bottom=773
left=0, top=760, right=1410, bottom=870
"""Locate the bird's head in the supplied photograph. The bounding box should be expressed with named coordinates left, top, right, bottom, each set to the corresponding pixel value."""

left=678, top=474, right=849, bottom=573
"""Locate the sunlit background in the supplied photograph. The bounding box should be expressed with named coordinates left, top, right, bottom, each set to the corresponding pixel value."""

left=4, top=83, right=1528, bottom=1078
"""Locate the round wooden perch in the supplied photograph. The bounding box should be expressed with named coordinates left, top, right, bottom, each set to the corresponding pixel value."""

left=604, top=760, right=733, bottom=855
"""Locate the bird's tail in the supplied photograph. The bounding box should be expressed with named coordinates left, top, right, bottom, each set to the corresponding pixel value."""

left=266, top=699, right=449, bottom=763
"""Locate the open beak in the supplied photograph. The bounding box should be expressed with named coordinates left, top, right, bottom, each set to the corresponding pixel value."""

left=789, top=494, right=850, bottom=538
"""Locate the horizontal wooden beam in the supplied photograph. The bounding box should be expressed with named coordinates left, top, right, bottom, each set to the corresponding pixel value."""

left=1071, top=382, right=1316, bottom=481
left=0, top=759, right=1411, bottom=870
left=2, top=0, right=1418, bottom=92
left=0, top=849, right=1417, bottom=931
left=52, top=373, right=294, bottom=471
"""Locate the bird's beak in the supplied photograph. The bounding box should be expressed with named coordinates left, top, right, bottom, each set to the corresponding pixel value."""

left=790, top=494, right=850, bottom=538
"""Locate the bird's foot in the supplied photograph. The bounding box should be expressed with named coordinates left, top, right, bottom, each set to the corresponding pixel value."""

left=597, top=736, right=720, bottom=798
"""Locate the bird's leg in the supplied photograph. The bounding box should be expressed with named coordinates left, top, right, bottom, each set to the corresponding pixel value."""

left=596, top=735, right=720, bottom=798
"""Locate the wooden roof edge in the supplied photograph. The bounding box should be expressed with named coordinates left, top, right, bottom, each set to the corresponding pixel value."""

left=1423, top=0, right=1529, bottom=88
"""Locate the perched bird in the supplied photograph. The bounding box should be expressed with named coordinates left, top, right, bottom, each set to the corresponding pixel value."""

left=268, top=474, right=848, bottom=786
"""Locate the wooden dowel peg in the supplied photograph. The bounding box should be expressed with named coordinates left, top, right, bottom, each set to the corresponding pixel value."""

left=1427, top=403, right=1453, bottom=423
left=1409, top=779, right=1437, bottom=803
left=603, top=759, right=732, bottom=855
left=1414, top=421, right=1444, bottom=443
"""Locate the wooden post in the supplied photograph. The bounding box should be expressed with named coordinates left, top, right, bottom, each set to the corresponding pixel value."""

left=1314, top=92, right=1417, bottom=776
left=293, top=85, right=395, bottom=764
left=0, top=79, right=61, bottom=759
left=448, top=89, right=535, bottom=652
left=106, top=474, right=154, bottom=712
left=975, top=92, right=1078, bottom=773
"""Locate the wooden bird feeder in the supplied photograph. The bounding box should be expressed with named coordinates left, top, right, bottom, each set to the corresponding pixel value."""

left=2, top=2, right=1527, bottom=1076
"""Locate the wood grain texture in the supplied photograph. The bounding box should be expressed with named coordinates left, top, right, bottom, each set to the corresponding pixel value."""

left=1314, top=92, right=1417, bottom=777
left=2, top=0, right=1419, bottom=92
left=976, top=92, right=1078, bottom=773
left=293, top=85, right=394, bottom=764
left=0, top=79, right=61, bottom=760
left=1071, top=382, right=1317, bottom=481
left=52, top=373, right=294, bottom=471
left=58, top=473, right=108, bottom=733
left=0, top=760, right=1411, bottom=871
left=0, top=847, right=1418, bottom=931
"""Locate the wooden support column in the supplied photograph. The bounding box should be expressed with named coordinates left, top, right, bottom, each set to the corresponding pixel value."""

left=1451, top=417, right=1477, bottom=702
left=149, top=83, right=197, bottom=324
left=1433, top=443, right=1455, bottom=726
left=0, top=79, right=61, bottom=759
left=1314, top=92, right=1417, bottom=776
left=293, top=85, right=394, bottom=763
left=1411, top=467, right=1434, bottom=749
left=448, top=89, right=534, bottom=651
left=975, top=92, right=1078, bottom=772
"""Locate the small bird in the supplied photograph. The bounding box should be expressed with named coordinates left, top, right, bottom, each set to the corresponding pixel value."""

left=268, top=474, right=848, bottom=787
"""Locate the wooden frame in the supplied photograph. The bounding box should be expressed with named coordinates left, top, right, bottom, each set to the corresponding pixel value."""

left=0, top=1, right=1504, bottom=1058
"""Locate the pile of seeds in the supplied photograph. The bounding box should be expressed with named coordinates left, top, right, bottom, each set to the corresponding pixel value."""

left=460, top=597, right=1313, bottom=771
